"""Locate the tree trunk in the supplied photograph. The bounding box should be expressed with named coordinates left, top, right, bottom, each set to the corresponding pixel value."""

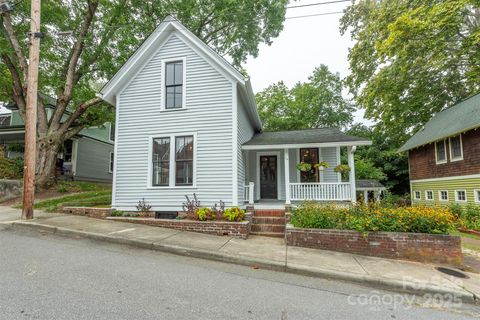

left=35, top=138, right=62, bottom=189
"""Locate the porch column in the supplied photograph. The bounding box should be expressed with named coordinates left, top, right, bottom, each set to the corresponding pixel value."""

left=284, top=148, right=291, bottom=205
left=363, top=190, right=368, bottom=204
left=347, top=146, right=357, bottom=203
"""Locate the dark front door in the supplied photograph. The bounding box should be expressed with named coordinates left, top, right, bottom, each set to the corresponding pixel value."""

left=260, top=155, right=277, bottom=199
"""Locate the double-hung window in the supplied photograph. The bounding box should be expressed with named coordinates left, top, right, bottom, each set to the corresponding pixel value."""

left=435, top=140, right=447, bottom=164
left=151, top=135, right=194, bottom=187
left=152, top=138, right=170, bottom=186
left=175, top=136, right=194, bottom=186
left=449, top=135, right=463, bottom=161
left=165, top=61, right=183, bottom=109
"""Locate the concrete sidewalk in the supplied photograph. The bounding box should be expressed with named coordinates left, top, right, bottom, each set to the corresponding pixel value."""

left=1, top=206, right=479, bottom=304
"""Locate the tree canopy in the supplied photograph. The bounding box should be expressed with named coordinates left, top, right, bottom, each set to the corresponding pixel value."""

left=255, top=65, right=355, bottom=131
left=0, top=0, right=288, bottom=185
left=340, top=0, right=480, bottom=142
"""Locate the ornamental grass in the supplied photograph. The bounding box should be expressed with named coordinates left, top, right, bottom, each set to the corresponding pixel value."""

left=291, top=202, right=455, bottom=234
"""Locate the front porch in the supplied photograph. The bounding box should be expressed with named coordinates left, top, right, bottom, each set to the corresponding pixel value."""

left=240, top=128, right=373, bottom=207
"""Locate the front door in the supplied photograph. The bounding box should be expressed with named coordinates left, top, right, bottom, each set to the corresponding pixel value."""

left=260, top=155, right=277, bottom=199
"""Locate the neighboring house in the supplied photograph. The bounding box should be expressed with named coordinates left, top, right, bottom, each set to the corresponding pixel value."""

left=0, top=96, right=114, bottom=182
left=99, top=16, right=371, bottom=212
left=399, top=93, right=480, bottom=206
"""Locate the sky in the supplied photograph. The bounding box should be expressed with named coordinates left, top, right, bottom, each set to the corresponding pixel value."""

left=245, top=0, right=369, bottom=124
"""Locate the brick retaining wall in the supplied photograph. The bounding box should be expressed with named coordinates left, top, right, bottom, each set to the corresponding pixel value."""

left=285, top=224, right=462, bottom=265
left=107, top=217, right=251, bottom=239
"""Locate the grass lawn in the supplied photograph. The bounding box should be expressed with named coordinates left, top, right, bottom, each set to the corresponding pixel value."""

left=450, top=230, right=480, bottom=252
left=12, top=181, right=112, bottom=212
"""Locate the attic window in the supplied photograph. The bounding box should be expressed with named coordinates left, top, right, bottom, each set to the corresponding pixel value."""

left=165, top=61, right=183, bottom=109
left=449, top=135, right=463, bottom=161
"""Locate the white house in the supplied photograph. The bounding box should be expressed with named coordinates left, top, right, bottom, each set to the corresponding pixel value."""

left=99, top=16, right=371, bottom=212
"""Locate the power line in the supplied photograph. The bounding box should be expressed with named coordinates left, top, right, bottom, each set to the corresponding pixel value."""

left=287, top=0, right=351, bottom=9
left=286, top=11, right=344, bottom=19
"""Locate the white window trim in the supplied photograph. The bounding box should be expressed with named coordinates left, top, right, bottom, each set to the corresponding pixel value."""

left=455, top=189, right=467, bottom=203
left=474, top=189, right=480, bottom=203
left=109, top=152, right=114, bottom=174
left=425, top=190, right=434, bottom=201
left=160, top=57, right=187, bottom=111
left=434, top=139, right=447, bottom=164
left=413, top=190, right=421, bottom=200
left=438, top=190, right=449, bottom=202
left=449, top=134, right=464, bottom=162
left=147, top=132, right=197, bottom=189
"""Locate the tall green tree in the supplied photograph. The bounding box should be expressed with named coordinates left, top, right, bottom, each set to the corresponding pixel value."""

left=256, top=65, right=355, bottom=131
left=0, top=0, right=288, bottom=187
left=340, top=0, right=480, bottom=142
left=347, top=124, right=409, bottom=195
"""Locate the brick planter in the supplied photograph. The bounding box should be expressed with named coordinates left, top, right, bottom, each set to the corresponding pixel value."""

left=106, top=217, right=251, bottom=239
left=61, top=206, right=113, bottom=219
left=285, top=224, right=462, bottom=265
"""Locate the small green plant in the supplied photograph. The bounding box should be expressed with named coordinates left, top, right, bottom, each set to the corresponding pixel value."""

left=314, top=161, right=330, bottom=170
left=223, top=207, right=246, bottom=222
left=296, top=162, right=312, bottom=172
left=136, top=198, right=152, bottom=212
left=334, top=164, right=350, bottom=174
left=57, top=184, right=68, bottom=193
left=195, top=207, right=215, bottom=221
left=110, top=210, right=124, bottom=217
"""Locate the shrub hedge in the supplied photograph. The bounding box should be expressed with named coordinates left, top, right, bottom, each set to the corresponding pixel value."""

left=291, top=202, right=454, bottom=234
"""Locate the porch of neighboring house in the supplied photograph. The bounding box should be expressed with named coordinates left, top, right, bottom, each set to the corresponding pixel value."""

left=240, top=128, right=373, bottom=209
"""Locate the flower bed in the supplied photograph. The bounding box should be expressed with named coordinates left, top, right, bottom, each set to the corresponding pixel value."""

left=286, top=202, right=462, bottom=264
left=290, top=202, right=454, bottom=234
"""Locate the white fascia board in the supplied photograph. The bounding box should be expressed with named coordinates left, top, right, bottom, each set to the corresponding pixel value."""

left=242, top=141, right=372, bottom=150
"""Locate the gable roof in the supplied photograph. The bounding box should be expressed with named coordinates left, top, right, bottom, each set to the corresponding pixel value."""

left=98, top=16, right=261, bottom=130
left=242, top=127, right=371, bottom=150
left=398, top=93, right=480, bottom=152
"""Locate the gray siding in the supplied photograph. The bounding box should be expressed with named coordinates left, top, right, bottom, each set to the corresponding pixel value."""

left=321, top=147, right=340, bottom=182
left=75, top=137, right=114, bottom=182
left=237, top=95, right=255, bottom=202
left=114, top=34, right=234, bottom=211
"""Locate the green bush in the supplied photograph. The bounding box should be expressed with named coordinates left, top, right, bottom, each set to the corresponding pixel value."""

left=223, top=207, right=245, bottom=222
left=195, top=207, right=215, bottom=221
left=453, top=204, right=480, bottom=231
left=291, top=202, right=455, bottom=234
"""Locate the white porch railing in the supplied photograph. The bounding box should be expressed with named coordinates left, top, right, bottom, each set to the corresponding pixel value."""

left=244, top=182, right=254, bottom=204
left=289, top=182, right=351, bottom=201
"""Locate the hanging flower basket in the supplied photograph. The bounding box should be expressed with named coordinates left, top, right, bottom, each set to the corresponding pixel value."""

left=296, top=162, right=312, bottom=172
left=334, top=164, right=351, bottom=174
left=314, top=162, right=330, bottom=171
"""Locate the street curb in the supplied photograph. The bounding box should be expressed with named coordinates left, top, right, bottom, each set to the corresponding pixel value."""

left=8, top=221, right=478, bottom=304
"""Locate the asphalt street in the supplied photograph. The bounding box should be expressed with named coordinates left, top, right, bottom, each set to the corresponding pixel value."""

left=0, top=229, right=478, bottom=320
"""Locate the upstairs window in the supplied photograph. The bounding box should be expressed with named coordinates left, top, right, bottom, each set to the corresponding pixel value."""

left=165, top=61, right=183, bottom=109
left=109, top=123, right=115, bottom=142
left=435, top=140, right=447, bottom=164
left=449, top=135, right=463, bottom=161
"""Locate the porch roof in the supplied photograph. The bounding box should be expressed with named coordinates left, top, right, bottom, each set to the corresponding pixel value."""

left=242, top=128, right=371, bottom=150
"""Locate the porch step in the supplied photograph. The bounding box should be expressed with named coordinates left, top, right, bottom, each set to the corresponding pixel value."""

left=253, top=209, right=285, bottom=217
left=250, top=231, right=285, bottom=238
left=251, top=224, right=286, bottom=233
left=252, top=216, right=286, bottom=225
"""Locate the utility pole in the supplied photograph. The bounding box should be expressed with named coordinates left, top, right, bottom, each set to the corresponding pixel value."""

left=22, top=0, right=42, bottom=219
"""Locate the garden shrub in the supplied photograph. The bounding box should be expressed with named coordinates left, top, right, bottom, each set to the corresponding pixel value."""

left=453, top=204, right=480, bottom=231
left=195, top=207, right=216, bottom=221
left=291, top=202, right=454, bottom=234
left=223, top=207, right=245, bottom=222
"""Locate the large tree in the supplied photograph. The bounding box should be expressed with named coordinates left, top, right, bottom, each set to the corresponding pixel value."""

left=0, top=0, right=288, bottom=187
left=256, top=65, right=355, bottom=131
left=340, top=0, right=480, bottom=142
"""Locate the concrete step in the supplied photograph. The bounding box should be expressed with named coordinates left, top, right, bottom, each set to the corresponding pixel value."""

left=250, top=231, right=285, bottom=238
left=254, top=210, right=285, bottom=217
left=252, top=216, right=286, bottom=225
left=251, top=224, right=286, bottom=233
